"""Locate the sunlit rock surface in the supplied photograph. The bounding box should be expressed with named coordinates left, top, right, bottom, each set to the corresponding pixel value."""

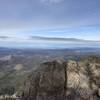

left=22, top=57, right=100, bottom=100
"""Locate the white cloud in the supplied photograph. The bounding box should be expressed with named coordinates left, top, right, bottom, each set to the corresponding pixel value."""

left=40, top=0, right=64, bottom=4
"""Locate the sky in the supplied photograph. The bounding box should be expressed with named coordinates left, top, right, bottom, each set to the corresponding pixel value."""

left=0, top=0, right=100, bottom=48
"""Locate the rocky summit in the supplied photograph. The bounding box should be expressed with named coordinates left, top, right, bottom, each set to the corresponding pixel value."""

left=22, top=57, right=100, bottom=100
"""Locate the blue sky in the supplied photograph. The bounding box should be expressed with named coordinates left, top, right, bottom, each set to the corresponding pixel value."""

left=0, top=0, right=100, bottom=48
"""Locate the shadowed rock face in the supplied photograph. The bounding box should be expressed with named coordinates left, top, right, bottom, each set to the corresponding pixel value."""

left=22, top=57, right=100, bottom=100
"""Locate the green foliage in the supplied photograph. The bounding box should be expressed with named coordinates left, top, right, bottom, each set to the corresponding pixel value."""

left=0, top=86, right=15, bottom=96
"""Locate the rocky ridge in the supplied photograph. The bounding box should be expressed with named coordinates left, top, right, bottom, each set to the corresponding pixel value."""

left=22, top=56, right=100, bottom=100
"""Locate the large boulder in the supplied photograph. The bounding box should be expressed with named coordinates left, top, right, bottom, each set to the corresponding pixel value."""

left=22, top=59, right=100, bottom=100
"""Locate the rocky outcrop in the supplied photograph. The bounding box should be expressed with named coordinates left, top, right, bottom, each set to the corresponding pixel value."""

left=22, top=57, right=100, bottom=100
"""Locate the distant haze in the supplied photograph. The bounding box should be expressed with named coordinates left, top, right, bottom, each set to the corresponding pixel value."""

left=0, top=36, right=100, bottom=49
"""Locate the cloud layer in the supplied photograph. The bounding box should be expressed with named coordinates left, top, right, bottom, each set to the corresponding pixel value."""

left=0, top=0, right=100, bottom=48
left=0, top=0, right=100, bottom=30
left=30, top=36, right=84, bottom=42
